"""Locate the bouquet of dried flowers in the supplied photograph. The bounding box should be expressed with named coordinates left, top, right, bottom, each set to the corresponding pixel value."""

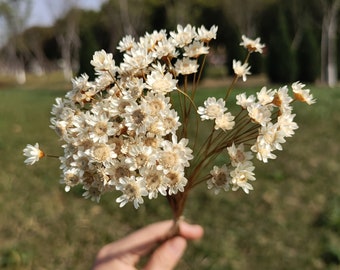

left=23, top=24, right=315, bottom=229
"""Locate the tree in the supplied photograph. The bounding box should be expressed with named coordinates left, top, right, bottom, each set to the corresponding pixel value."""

left=319, top=0, right=340, bottom=87
left=77, top=10, right=102, bottom=79
left=264, top=4, right=297, bottom=83
left=55, top=7, right=81, bottom=80
left=0, top=0, right=32, bottom=83
left=100, top=0, right=152, bottom=53
left=297, top=25, right=319, bottom=83
left=20, top=26, right=58, bottom=74
left=221, top=0, right=273, bottom=35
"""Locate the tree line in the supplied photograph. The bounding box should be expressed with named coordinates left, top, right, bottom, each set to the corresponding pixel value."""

left=0, top=0, right=339, bottom=86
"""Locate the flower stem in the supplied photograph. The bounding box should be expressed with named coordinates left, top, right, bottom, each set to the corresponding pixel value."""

left=46, top=154, right=60, bottom=159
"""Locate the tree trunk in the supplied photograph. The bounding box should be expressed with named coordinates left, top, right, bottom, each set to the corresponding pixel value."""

left=57, top=35, right=73, bottom=81
left=56, top=9, right=80, bottom=81
left=320, top=0, right=340, bottom=87
left=327, top=1, right=339, bottom=87
left=321, top=15, right=328, bottom=84
left=119, top=0, right=136, bottom=36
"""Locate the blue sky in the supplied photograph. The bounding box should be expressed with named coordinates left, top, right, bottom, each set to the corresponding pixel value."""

left=26, top=0, right=107, bottom=27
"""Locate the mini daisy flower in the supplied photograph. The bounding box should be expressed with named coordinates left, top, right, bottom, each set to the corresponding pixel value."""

left=156, top=146, right=181, bottom=174
left=236, top=93, right=256, bottom=109
left=124, top=102, right=147, bottom=134
left=154, top=39, right=179, bottom=59
left=90, top=50, right=116, bottom=74
left=50, top=118, right=74, bottom=142
left=145, top=117, right=166, bottom=136
left=145, top=68, right=178, bottom=94
left=124, top=144, right=156, bottom=171
left=162, top=109, right=181, bottom=135
left=107, top=161, right=132, bottom=186
left=91, top=98, right=114, bottom=117
left=251, top=139, right=277, bottom=163
left=68, top=147, right=91, bottom=171
left=116, top=176, right=148, bottom=209
left=272, top=86, right=293, bottom=113
left=240, top=35, right=265, bottom=54
left=95, top=72, right=116, bottom=91
left=247, top=103, right=272, bottom=126
left=140, top=92, right=171, bottom=117
left=277, top=111, right=299, bottom=137
left=227, top=143, right=253, bottom=166
left=196, top=25, right=218, bottom=43
left=116, top=35, right=136, bottom=52
left=70, top=73, right=90, bottom=94
left=230, top=161, right=256, bottom=193
left=120, top=47, right=154, bottom=74
left=157, top=135, right=193, bottom=174
left=92, top=166, right=112, bottom=187
left=141, top=134, right=162, bottom=149
left=51, top=97, right=69, bottom=118
left=183, top=41, right=209, bottom=58
left=165, top=170, right=188, bottom=195
left=71, top=71, right=90, bottom=85
left=82, top=186, right=102, bottom=203
left=67, top=75, right=98, bottom=107
left=86, top=114, right=117, bottom=143
left=167, top=134, right=193, bottom=166
left=174, top=57, right=199, bottom=75
left=140, top=29, right=167, bottom=52
left=126, top=77, right=145, bottom=99
left=108, top=94, right=134, bottom=116
left=170, top=24, right=196, bottom=47
left=51, top=112, right=75, bottom=139
left=90, top=143, right=117, bottom=166
left=259, top=122, right=286, bottom=151
left=62, top=167, right=84, bottom=192
left=70, top=111, right=90, bottom=138
left=214, top=112, right=235, bottom=131
left=139, top=166, right=168, bottom=199
left=23, top=143, right=45, bottom=165
left=207, top=165, right=231, bottom=194
left=292, top=81, right=316, bottom=105
left=197, top=97, right=227, bottom=120
left=78, top=168, right=97, bottom=188
left=233, top=59, right=251, bottom=81
left=257, top=86, right=274, bottom=105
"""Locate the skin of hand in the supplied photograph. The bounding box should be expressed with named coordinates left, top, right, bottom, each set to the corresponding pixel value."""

left=92, top=220, right=204, bottom=270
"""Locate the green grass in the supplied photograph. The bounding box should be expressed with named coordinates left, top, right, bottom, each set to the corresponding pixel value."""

left=1, top=79, right=340, bottom=269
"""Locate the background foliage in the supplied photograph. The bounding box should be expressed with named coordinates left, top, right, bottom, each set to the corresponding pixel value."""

left=1, top=0, right=339, bottom=84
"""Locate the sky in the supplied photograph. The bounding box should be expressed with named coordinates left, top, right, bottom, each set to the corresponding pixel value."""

left=26, top=0, right=108, bottom=27
left=0, top=0, right=107, bottom=46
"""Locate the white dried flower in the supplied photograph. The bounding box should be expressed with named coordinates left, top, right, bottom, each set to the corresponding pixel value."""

left=23, top=143, right=44, bottom=165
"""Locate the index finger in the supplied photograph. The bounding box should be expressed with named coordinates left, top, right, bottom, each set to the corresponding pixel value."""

left=98, top=220, right=203, bottom=258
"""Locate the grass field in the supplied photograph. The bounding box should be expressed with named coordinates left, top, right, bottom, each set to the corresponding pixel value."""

left=0, top=76, right=339, bottom=269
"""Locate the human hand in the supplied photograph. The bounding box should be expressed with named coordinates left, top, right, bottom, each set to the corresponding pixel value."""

left=92, top=220, right=204, bottom=270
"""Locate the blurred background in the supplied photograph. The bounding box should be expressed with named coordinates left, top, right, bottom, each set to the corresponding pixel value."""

left=0, top=0, right=340, bottom=269
left=1, top=0, right=340, bottom=86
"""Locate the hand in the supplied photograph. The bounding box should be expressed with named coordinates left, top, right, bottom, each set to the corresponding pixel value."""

left=92, top=220, right=204, bottom=270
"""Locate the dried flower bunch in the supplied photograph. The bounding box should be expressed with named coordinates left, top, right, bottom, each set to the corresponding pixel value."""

left=24, top=25, right=315, bottom=221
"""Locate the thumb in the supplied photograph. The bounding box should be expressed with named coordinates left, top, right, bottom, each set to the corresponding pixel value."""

left=144, top=236, right=187, bottom=270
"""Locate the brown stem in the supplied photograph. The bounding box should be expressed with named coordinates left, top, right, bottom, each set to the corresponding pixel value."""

left=139, top=218, right=180, bottom=268
left=162, top=218, right=181, bottom=241
left=46, top=154, right=60, bottom=159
